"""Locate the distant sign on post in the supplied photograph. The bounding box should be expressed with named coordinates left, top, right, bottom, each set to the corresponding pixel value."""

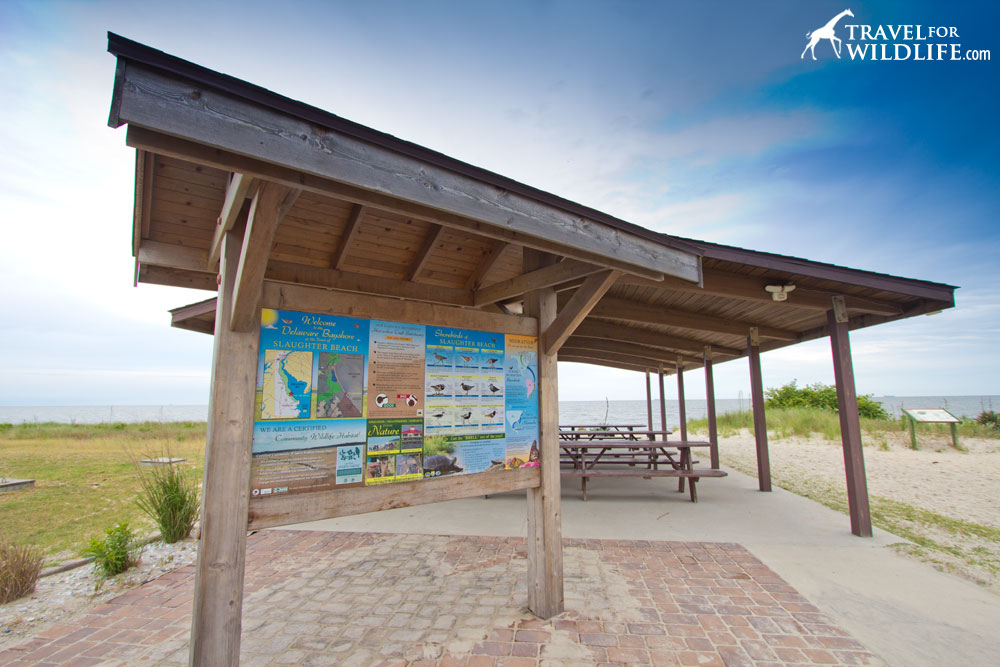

left=901, top=408, right=961, bottom=449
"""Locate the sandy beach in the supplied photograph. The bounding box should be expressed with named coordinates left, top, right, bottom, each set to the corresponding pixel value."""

left=713, top=428, right=1000, bottom=591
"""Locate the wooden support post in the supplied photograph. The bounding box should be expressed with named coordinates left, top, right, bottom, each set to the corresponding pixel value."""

left=908, top=416, right=917, bottom=450
left=747, top=329, right=771, bottom=492
left=645, top=371, right=653, bottom=431
left=524, top=249, right=564, bottom=619
left=676, top=360, right=688, bottom=441
left=658, top=365, right=667, bottom=441
left=827, top=307, right=873, bottom=537
left=189, top=229, right=259, bottom=666
left=704, top=347, right=719, bottom=469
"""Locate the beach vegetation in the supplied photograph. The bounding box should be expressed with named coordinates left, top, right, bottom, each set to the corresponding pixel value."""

left=0, top=537, right=44, bottom=604
left=976, top=410, right=1000, bottom=431
left=133, top=453, right=200, bottom=543
left=84, top=521, right=144, bottom=578
left=764, top=380, right=889, bottom=420
left=0, top=422, right=206, bottom=561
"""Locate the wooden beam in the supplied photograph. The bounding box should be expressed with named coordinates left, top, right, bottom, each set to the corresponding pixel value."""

left=230, top=182, right=300, bottom=332
left=408, top=224, right=446, bottom=281
left=465, top=241, right=510, bottom=290
left=330, top=204, right=367, bottom=270
left=645, top=371, right=653, bottom=430
left=586, top=296, right=797, bottom=341
left=189, top=228, right=258, bottom=666
left=209, top=173, right=255, bottom=268
left=704, top=347, right=719, bottom=469
left=125, top=126, right=677, bottom=281
left=565, top=337, right=703, bottom=366
left=543, top=270, right=621, bottom=354
left=828, top=309, right=873, bottom=537
left=475, top=259, right=602, bottom=307
left=560, top=347, right=686, bottom=373
left=138, top=264, right=218, bottom=291
left=619, top=268, right=904, bottom=316
left=138, top=240, right=209, bottom=273
left=248, top=467, right=539, bottom=530
left=523, top=249, right=564, bottom=619
left=558, top=355, right=653, bottom=374
left=117, top=67, right=700, bottom=281
left=132, top=150, right=154, bottom=256
left=658, top=365, right=667, bottom=440
left=676, top=360, right=688, bottom=441
left=265, top=260, right=474, bottom=307
left=573, top=320, right=741, bottom=357
left=747, top=332, right=771, bottom=492
left=261, top=281, right=537, bottom=336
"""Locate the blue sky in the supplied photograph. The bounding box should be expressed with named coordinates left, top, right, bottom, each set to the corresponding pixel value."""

left=0, top=0, right=996, bottom=405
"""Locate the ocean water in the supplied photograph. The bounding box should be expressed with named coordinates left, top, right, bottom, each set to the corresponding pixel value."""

left=0, top=396, right=995, bottom=426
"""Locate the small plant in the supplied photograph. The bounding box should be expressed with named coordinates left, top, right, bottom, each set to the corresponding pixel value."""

left=135, top=456, right=200, bottom=543
left=764, top=380, right=889, bottom=420
left=976, top=410, right=1000, bottom=431
left=0, top=537, right=44, bottom=604
left=84, top=521, right=144, bottom=577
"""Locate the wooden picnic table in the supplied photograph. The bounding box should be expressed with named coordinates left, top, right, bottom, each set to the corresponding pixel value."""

left=558, top=437, right=725, bottom=501
left=558, top=426, right=672, bottom=441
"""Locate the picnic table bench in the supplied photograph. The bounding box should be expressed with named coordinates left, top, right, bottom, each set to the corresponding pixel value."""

left=558, top=428, right=726, bottom=501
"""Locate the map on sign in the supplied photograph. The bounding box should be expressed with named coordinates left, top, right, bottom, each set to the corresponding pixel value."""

left=316, top=352, right=364, bottom=418
left=261, top=350, right=313, bottom=419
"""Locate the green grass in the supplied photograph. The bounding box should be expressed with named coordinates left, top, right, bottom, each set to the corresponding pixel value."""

left=0, top=422, right=206, bottom=562
left=686, top=408, right=1000, bottom=443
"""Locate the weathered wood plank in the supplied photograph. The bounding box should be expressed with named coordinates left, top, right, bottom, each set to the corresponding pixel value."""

left=523, top=249, right=564, bottom=619
left=133, top=150, right=154, bottom=256
left=465, top=241, right=510, bottom=290
left=566, top=336, right=703, bottom=366
left=189, top=228, right=258, bottom=666
left=208, top=173, right=255, bottom=268
left=542, top=270, right=621, bottom=354
left=330, top=204, right=367, bottom=269
left=558, top=355, right=653, bottom=374
left=559, top=347, right=682, bottom=370
left=248, top=467, right=539, bottom=530
left=230, top=183, right=300, bottom=332
left=121, top=100, right=693, bottom=281
left=407, top=224, right=446, bottom=281
left=475, top=259, right=603, bottom=308
left=586, top=296, right=797, bottom=341
left=138, top=264, right=217, bottom=291
left=138, top=240, right=209, bottom=272
left=261, top=281, right=537, bottom=336
left=265, top=260, right=474, bottom=307
left=572, top=320, right=741, bottom=357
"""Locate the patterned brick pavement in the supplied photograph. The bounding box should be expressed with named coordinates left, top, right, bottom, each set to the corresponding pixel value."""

left=0, top=531, right=884, bottom=666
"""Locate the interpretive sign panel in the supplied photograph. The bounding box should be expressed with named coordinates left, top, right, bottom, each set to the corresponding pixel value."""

left=249, top=308, right=539, bottom=499
left=901, top=408, right=961, bottom=423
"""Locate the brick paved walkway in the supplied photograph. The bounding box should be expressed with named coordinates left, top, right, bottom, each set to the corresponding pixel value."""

left=0, top=531, right=884, bottom=666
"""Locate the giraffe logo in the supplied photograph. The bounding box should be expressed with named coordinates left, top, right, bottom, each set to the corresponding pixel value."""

left=801, top=9, right=855, bottom=60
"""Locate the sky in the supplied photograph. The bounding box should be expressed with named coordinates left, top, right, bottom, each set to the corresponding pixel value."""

left=0, top=0, right=997, bottom=406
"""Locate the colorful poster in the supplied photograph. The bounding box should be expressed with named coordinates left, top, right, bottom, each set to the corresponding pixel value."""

left=251, top=307, right=538, bottom=499
left=368, top=321, right=426, bottom=418
left=504, top=334, right=540, bottom=469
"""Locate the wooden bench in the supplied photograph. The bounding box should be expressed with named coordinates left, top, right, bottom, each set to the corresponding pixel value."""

left=559, top=439, right=726, bottom=502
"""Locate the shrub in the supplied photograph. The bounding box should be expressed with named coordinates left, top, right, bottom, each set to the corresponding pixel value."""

left=84, top=521, right=143, bottom=577
left=0, top=538, right=44, bottom=604
left=977, top=410, right=1000, bottom=430
left=764, top=380, right=889, bottom=420
left=135, top=459, right=200, bottom=543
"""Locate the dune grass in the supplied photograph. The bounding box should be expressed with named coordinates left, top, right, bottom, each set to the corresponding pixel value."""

left=686, top=407, right=1000, bottom=443
left=0, top=422, right=206, bottom=563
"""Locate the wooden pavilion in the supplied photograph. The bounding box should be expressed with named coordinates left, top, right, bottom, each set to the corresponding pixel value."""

left=106, top=34, right=956, bottom=665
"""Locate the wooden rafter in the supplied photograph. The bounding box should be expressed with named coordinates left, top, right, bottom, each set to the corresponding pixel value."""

left=558, top=354, right=657, bottom=374
left=208, top=172, right=256, bottom=268
left=542, top=270, right=621, bottom=354
left=330, top=204, right=367, bottom=269
left=620, top=268, right=903, bottom=316
left=585, top=296, right=797, bottom=341
left=265, top=260, right=473, bottom=307
left=565, top=337, right=703, bottom=366
left=133, top=150, right=154, bottom=256
left=560, top=347, right=689, bottom=372
left=573, top=320, right=741, bottom=357
left=474, top=259, right=602, bottom=308
left=465, top=241, right=510, bottom=290
left=138, top=240, right=209, bottom=273
left=408, top=224, right=446, bottom=281
left=230, top=182, right=301, bottom=331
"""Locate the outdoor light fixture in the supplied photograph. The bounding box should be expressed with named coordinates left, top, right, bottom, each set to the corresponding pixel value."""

left=764, top=284, right=796, bottom=301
